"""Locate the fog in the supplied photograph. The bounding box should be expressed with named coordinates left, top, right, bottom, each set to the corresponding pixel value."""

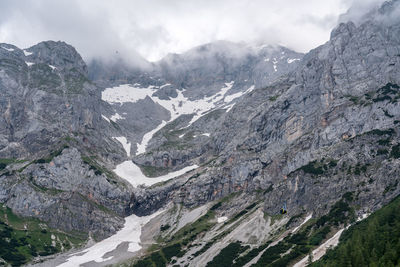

left=0, top=0, right=389, bottom=65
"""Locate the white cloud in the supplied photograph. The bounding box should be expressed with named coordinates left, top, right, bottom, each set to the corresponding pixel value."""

left=0, top=0, right=387, bottom=62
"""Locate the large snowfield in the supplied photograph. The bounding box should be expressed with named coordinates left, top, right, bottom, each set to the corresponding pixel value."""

left=58, top=210, right=165, bottom=267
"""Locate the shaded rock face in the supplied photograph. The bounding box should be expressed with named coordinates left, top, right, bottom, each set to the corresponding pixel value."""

left=1, top=148, right=131, bottom=239
left=0, top=41, right=132, bottom=239
left=0, top=41, right=97, bottom=158
left=130, top=2, right=400, bottom=218
left=91, top=41, right=304, bottom=158
left=1, top=1, right=400, bottom=249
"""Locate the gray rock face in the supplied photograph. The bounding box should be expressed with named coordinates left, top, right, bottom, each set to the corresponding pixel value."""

left=1, top=148, right=131, bottom=239
left=92, top=41, right=303, bottom=157
left=2, top=2, right=400, bottom=263
left=0, top=41, right=132, bottom=239
left=128, top=1, right=400, bottom=221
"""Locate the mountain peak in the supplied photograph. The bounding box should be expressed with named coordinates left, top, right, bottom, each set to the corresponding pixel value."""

left=26, top=40, right=87, bottom=74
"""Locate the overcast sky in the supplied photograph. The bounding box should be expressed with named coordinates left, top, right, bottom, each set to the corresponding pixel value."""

left=0, top=0, right=387, bottom=62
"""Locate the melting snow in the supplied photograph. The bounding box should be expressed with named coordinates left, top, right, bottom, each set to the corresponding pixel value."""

left=113, top=137, right=131, bottom=157
left=103, top=81, right=249, bottom=155
left=110, top=113, right=124, bottom=122
left=160, top=83, right=171, bottom=88
left=114, top=161, right=198, bottom=187
left=1, top=46, right=14, bottom=52
left=25, top=62, right=34, bottom=67
left=57, top=210, right=165, bottom=267
left=101, top=115, right=110, bottom=123
left=23, top=50, right=33, bottom=56
left=224, top=85, right=255, bottom=103
left=136, top=120, right=167, bottom=155
left=272, top=58, right=278, bottom=72
left=217, top=216, right=228, bottom=223
left=102, top=84, right=156, bottom=104
left=224, top=103, right=235, bottom=113
left=287, top=58, right=300, bottom=64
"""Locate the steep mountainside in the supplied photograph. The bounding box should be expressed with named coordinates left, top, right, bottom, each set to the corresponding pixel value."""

left=111, top=1, right=400, bottom=266
left=0, top=41, right=134, bottom=246
left=1, top=1, right=400, bottom=266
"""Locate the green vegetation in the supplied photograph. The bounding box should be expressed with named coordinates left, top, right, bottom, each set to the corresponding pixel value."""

left=34, top=144, right=69, bottom=164
left=348, top=83, right=400, bottom=106
left=383, top=181, right=398, bottom=195
left=311, top=195, right=400, bottom=267
left=294, top=158, right=340, bottom=176
left=367, top=128, right=395, bottom=136
left=390, top=144, right=400, bottom=158
left=300, top=160, right=324, bottom=175
left=0, top=158, right=26, bottom=171
left=224, top=202, right=258, bottom=226
left=28, top=63, right=62, bottom=92
left=0, top=205, right=84, bottom=266
left=251, top=194, right=355, bottom=267
left=133, top=209, right=217, bottom=266
left=64, top=67, right=89, bottom=94
left=160, top=224, right=170, bottom=232
left=315, top=194, right=355, bottom=227
left=81, top=155, right=119, bottom=184
left=269, top=95, right=279, bottom=101
left=206, top=242, right=249, bottom=267
left=231, top=241, right=272, bottom=267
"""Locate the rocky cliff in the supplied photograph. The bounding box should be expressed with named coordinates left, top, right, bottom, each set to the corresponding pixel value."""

left=0, top=41, right=133, bottom=241
left=1, top=1, right=400, bottom=266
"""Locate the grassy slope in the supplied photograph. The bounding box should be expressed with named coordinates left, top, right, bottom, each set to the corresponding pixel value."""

left=311, top=195, right=400, bottom=267
left=0, top=205, right=84, bottom=266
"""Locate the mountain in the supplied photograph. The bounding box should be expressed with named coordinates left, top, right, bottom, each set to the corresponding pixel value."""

left=0, top=41, right=134, bottom=245
left=0, top=1, right=400, bottom=266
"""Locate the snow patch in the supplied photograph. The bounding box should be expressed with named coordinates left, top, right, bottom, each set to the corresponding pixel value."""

left=48, top=64, right=56, bottom=70
left=101, top=84, right=156, bottom=104
left=110, top=113, right=124, bottom=122
left=25, top=62, right=34, bottom=67
left=178, top=133, right=185, bottom=138
left=272, top=58, right=278, bottom=72
left=1, top=46, right=14, bottom=52
left=160, top=83, right=171, bottom=88
left=101, top=115, right=110, bottom=123
left=224, top=103, right=235, bottom=113
left=103, top=82, right=238, bottom=155
left=287, top=58, right=300, bottom=64
left=202, top=133, right=210, bottom=137
left=58, top=210, right=165, bottom=267
left=114, top=161, right=198, bottom=187
left=217, top=216, right=228, bottom=223
left=136, top=120, right=167, bottom=155
left=224, top=85, right=255, bottom=103
left=113, top=137, right=131, bottom=157
left=23, top=50, right=33, bottom=56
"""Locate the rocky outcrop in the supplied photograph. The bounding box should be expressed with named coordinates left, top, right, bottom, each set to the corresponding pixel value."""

left=130, top=0, right=400, bottom=220
left=0, top=41, right=132, bottom=240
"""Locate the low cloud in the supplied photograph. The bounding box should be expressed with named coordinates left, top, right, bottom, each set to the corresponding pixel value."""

left=0, top=0, right=389, bottom=64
